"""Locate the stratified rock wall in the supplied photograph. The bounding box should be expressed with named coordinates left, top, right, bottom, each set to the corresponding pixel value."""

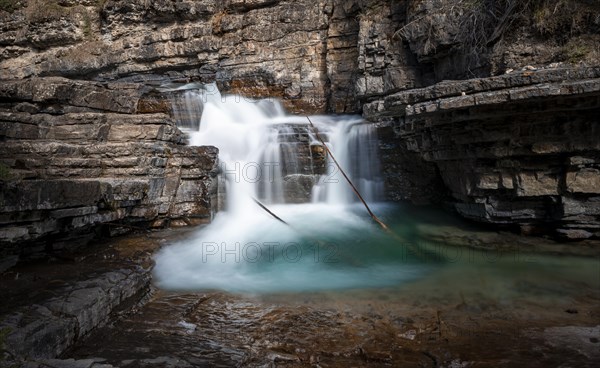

left=1, top=0, right=340, bottom=113
left=3, top=1, right=596, bottom=112
left=1, top=0, right=600, bottom=242
left=0, top=78, right=219, bottom=258
left=0, top=0, right=425, bottom=114
left=366, top=68, right=600, bottom=238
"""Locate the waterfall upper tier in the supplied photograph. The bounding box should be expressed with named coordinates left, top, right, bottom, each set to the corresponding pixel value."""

left=168, top=85, right=384, bottom=208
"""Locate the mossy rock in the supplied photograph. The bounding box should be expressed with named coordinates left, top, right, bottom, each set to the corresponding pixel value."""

left=0, top=163, right=10, bottom=180
left=0, top=0, right=21, bottom=13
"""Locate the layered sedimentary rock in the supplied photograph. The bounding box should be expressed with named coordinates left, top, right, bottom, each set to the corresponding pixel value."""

left=0, top=0, right=428, bottom=114
left=0, top=77, right=220, bottom=259
left=1, top=0, right=600, bottom=243
left=1, top=0, right=598, bottom=112
left=2, top=0, right=597, bottom=115
left=357, top=0, right=600, bottom=237
left=0, top=0, right=349, bottom=113
left=366, top=67, right=600, bottom=238
left=1, top=268, right=151, bottom=360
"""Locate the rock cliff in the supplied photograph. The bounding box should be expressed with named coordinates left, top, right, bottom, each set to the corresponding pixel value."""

left=358, top=0, right=600, bottom=239
left=367, top=67, right=600, bottom=239
left=1, top=0, right=600, bottom=251
left=0, top=77, right=220, bottom=260
left=0, top=0, right=428, bottom=113
left=1, top=0, right=598, bottom=110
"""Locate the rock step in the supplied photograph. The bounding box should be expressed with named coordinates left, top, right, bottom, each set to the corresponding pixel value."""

left=0, top=112, right=184, bottom=144
left=0, top=142, right=217, bottom=182
left=0, top=77, right=221, bottom=253
left=0, top=268, right=151, bottom=362
left=0, top=173, right=218, bottom=247
left=0, top=77, right=147, bottom=114
left=364, top=67, right=600, bottom=119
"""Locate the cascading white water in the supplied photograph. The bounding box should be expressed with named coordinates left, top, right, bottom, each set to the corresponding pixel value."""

left=171, top=83, right=384, bottom=208
left=153, top=84, right=426, bottom=293
left=257, top=126, right=285, bottom=204
left=310, top=117, right=384, bottom=205
left=170, top=90, right=203, bottom=131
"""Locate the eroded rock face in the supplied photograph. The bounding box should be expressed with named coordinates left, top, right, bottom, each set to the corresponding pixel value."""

left=0, top=1, right=436, bottom=114
left=0, top=78, right=220, bottom=259
left=1, top=0, right=600, bottom=242
left=367, top=68, right=600, bottom=238
left=1, top=0, right=598, bottom=108
left=0, top=0, right=342, bottom=114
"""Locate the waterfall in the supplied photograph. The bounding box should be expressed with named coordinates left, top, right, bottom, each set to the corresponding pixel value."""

left=153, top=84, right=410, bottom=293
left=310, top=118, right=384, bottom=205
left=168, top=83, right=384, bottom=209
left=170, top=90, right=203, bottom=131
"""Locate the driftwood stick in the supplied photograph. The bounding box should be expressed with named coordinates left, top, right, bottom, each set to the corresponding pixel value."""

left=306, top=116, right=390, bottom=232
left=252, top=197, right=289, bottom=226
left=252, top=197, right=363, bottom=265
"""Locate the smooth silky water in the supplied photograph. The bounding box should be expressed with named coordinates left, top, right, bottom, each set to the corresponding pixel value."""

left=155, top=84, right=600, bottom=305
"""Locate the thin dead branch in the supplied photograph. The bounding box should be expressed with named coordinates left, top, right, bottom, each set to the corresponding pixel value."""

left=306, top=116, right=390, bottom=232
left=252, top=197, right=289, bottom=226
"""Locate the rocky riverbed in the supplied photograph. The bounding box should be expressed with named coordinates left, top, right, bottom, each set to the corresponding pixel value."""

left=62, top=288, right=600, bottom=368
left=2, top=208, right=599, bottom=368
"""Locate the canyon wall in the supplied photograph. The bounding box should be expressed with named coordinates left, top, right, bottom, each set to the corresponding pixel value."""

left=0, top=77, right=220, bottom=262
left=1, top=0, right=600, bottom=257
left=0, top=0, right=426, bottom=112
left=367, top=68, right=600, bottom=239
left=2, top=0, right=598, bottom=110
left=359, top=0, right=600, bottom=239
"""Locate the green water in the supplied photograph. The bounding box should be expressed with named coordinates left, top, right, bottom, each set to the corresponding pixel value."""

left=154, top=203, right=600, bottom=302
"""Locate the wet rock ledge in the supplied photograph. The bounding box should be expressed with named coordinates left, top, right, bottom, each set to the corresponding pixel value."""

left=370, top=67, right=600, bottom=239
left=2, top=268, right=150, bottom=363
left=0, top=77, right=220, bottom=263
left=0, top=228, right=183, bottom=368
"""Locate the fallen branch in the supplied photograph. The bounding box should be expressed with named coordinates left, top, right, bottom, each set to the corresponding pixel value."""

left=306, top=116, right=390, bottom=232
left=252, top=197, right=289, bottom=226
left=252, top=196, right=362, bottom=266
